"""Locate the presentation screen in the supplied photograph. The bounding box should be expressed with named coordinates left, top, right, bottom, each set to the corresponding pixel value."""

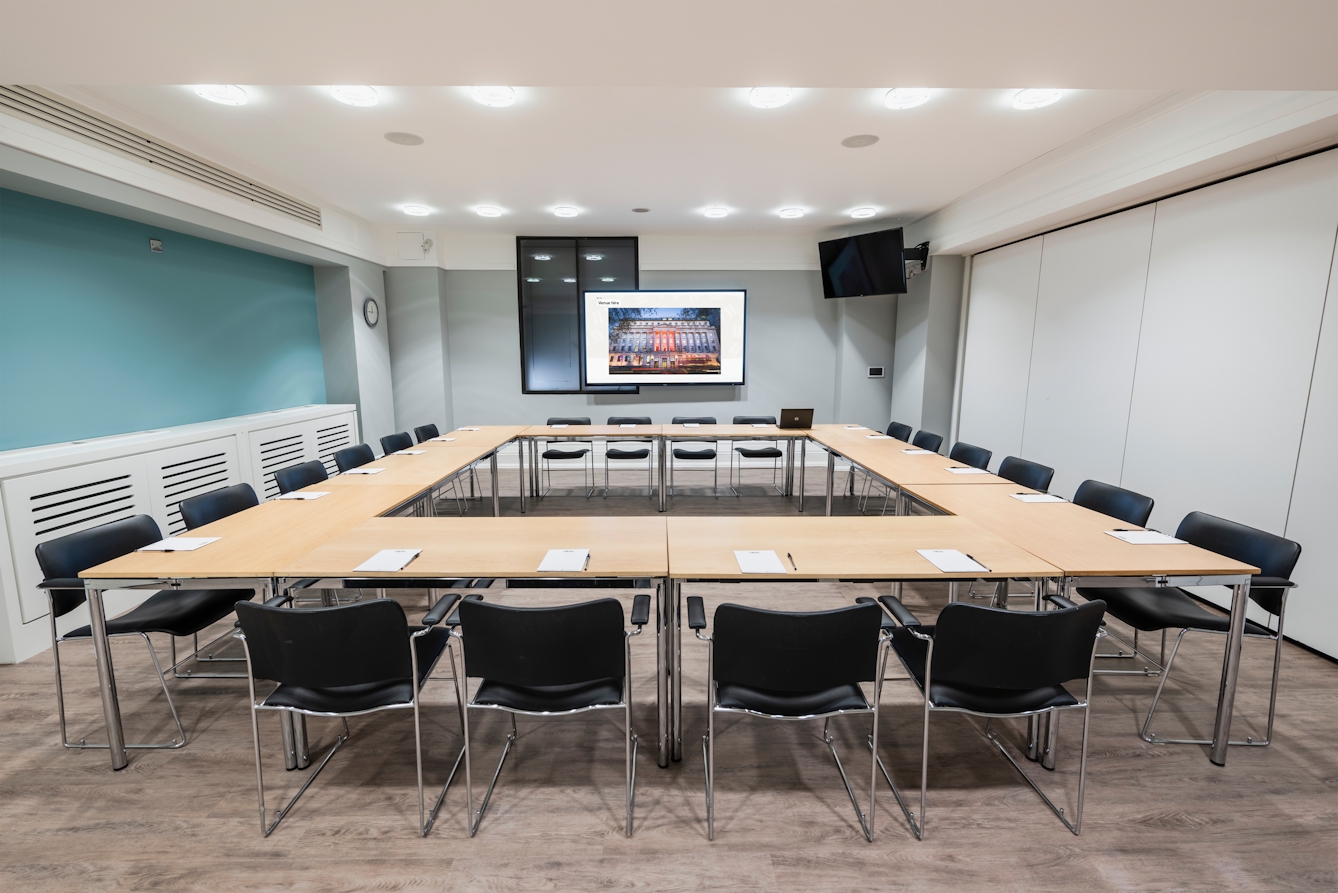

left=583, top=290, right=746, bottom=386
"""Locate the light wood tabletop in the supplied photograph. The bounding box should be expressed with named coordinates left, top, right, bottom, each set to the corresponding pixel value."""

left=321, top=444, right=495, bottom=490
left=417, top=425, right=526, bottom=450
left=80, top=484, right=426, bottom=580
left=280, top=515, right=669, bottom=579
left=662, top=424, right=808, bottom=439
left=904, top=484, right=1259, bottom=578
left=823, top=434, right=1008, bottom=486
left=667, top=514, right=1060, bottom=580
left=523, top=424, right=661, bottom=438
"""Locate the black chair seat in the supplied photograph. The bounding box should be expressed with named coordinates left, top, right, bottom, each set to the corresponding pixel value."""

left=64, top=588, right=254, bottom=639
left=734, top=446, right=784, bottom=459
left=473, top=677, right=623, bottom=713
left=543, top=448, right=591, bottom=459
left=607, top=448, right=651, bottom=460
left=891, top=626, right=1079, bottom=714
left=716, top=681, right=869, bottom=717
left=674, top=448, right=717, bottom=460
left=1077, top=586, right=1274, bottom=637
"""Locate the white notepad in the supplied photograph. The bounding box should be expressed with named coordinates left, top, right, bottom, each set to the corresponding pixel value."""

left=430, top=436, right=457, bottom=442
left=683, top=423, right=700, bottom=428
left=752, top=423, right=770, bottom=428
left=902, top=448, right=935, bottom=455
left=274, top=491, right=329, bottom=501
left=734, top=550, right=788, bottom=574
left=946, top=466, right=990, bottom=475
left=354, top=549, right=421, bottom=572
left=917, top=549, right=990, bottom=573
left=343, top=467, right=385, bottom=475
left=1011, top=493, right=1065, bottom=503
left=538, top=548, right=589, bottom=572
left=619, top=423, right=637, bottom=428
left=399, top=450, right=426, bottom=455
left=138, top=537, right=220, bottom=552
left=550, top=424, right=568, bottom=429
left=867, top=434, right=892, bottom=439
left=459, top=426, right=482, bottom=431
left=1106, top=530, right=1187, bottom=545
left=845, top=425, right=864, bottom=430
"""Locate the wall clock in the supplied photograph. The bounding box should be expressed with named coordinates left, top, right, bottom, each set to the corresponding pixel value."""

left=363, top=297, right=380, bottom=328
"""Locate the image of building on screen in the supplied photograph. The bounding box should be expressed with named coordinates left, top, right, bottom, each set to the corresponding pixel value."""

left=608, top=308, right=722, bottom=374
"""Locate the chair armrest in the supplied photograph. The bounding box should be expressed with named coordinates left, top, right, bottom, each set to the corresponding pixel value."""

left=855, top=597, right=896, bottom=631
left=262, top=594, right=293, bottom=608
left=446, top=593, right=484, bottom=627
left=1046, top=594, right=1078, bottom=611
left=878, top=595, right=922, bottom=627
left=686, top=596, right=707, bottom=630
left=1252, top=576, right=1296, bottom=589
left=422, top=593, right=462, bottom=627
left=39, top=578, right=86, bottom=590
left=630, top=593, right=651, bottom=628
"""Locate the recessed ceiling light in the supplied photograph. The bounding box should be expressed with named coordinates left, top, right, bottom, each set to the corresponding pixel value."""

left=331, top=85, right=378, bottom=106
left=1013, top=88, right=1064, bottom=110
left=193, top=85, right=248, bottom=106
left=841, top=134, right=879, bottom=148
left=777, top=208, right=805, bottom=219
left=601, top=277, right=616, bottom=282
left=402, top=205, right=431, bottom=216
left=749, top=87, right=792, bottom=109
left=533, top=254, right=552, bottom=261
left=885, top=87, right=931, bottom=110
left=553, top=207, right=579, bottom=217
left=563, top=278, right=577, bottom=283
left=475, top=206, right=502, bottom=217
left=526, top=277, right=540, bottom=282
left=632, top=208, right=650, bottom=213
left=384, top=132, right=424, bottom=146
left=472, top=86, right=515, bottom=107
left=850, top=207, right=877, bottom=219
left=703, top=207, right=729, bottom=218
left=584, top=254, right=603, bottom=261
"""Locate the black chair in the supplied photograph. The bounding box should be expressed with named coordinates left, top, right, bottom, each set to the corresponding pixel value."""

left=886, top=421, right=914, bottom=442
left=234, top=595, right=461, bottom=837
left=35, top=515, right=255, bottom=751
left=541, top=417, right=594, bottom=498
left=453, top=594, right=651, bottom=837
left=413, top=424, right=439, bottom=443
left=381, top=431, right=414, bottom=455
left=670, top=416, right=719, bottom=497
left=911, top=430, right=944, bottom=454
left=948, top=441, right=992, bottom=471
left=877, top=594, right=1107, bottom=837
left=998, top=457, right=1055, bottom=493
left=180, top=483, right=258, bottom=530
left=1075, top=512, right=1301, bottom=748
left=274, top=460, right=328, bottom=495
left=334, top=444, right=376, bottom=473
left=728, top=415, right=784, bottom=496
left=1072, top=479, right=1154, bottom=528
left=604, top=416, right=655, bottom=497
left=687, top=597, right=890, bottom=841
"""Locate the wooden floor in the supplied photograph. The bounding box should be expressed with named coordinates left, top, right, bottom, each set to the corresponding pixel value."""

left=3, top=468, right=1336, bottom=892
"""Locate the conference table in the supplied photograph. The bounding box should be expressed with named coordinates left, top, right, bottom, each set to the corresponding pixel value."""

left=77, top=423, right=1260, bottom=772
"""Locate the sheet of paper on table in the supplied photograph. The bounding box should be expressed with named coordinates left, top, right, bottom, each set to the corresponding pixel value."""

left=354, top=549, right=421, bottom=572
left=917, top=549, right=990, bottom=573
left=1106, top=530, right=1187, bottom=545
left=538, top=548, right=590, bottom=572
left=138, top=537, right=220, bottom=552
left=734, top=550, right=788, bottom=574
left=274, top=491, right=329, bottom=500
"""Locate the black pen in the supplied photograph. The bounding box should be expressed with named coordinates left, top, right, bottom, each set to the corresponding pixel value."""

left=582, top=552, right=591, bottom=572
left=787, top=552, right=798, bottom=571
left=965, top=554, right=990, bottom=572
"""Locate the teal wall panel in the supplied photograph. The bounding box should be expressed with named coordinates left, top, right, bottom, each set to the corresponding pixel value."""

left=0, top=189, right=325, bottom=450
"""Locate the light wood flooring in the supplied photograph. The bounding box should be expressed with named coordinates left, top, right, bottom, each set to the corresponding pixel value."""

left=2, top=467, right=1336, bottom=892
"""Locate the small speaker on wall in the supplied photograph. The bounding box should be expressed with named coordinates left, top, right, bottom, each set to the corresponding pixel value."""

left=868, top=366, right=885, bottom=378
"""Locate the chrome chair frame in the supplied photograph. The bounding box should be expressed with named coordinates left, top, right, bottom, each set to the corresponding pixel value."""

left=602, top=443, right=656, bottom=498
left=727, top=442, right=783, bottom=496
left=541, top=446, right=596, bottom=498
left=450, top=613, right=644, bottom=837
left=668, top=445, right=720, bottom=497
left=235, top=597, right=464, bottom=838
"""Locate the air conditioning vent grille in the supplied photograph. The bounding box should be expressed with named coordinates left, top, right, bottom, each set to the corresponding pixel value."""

left=0, top=85, right=322, bottom=227
left=315, top=422, right=354, bottom=476
left=29, top=474, right=138, bottom=538
left=158, top=452, right=233, bottom=534
left=258, top=433, right=307, bottom=498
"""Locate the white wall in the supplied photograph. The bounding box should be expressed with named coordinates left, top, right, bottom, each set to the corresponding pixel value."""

left=313, top=259, right=394, bottom=448
left=890, top=255, right=965, bottom=440
left=956, top=148, right=1338, bottom=657
left=386, top=267, right=454, bottom=435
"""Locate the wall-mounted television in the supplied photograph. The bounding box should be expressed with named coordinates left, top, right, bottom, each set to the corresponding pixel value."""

left=583, top=290, right=746, bottom=386
left=818, top=227, right=907, bottom=298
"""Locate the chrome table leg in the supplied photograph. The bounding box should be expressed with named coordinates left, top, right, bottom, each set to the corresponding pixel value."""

left=656, top=578, right=669, bottom=767
left=490, top=452, right=500, bottom=517
left=87, top=586, right=128, bottom=770
left=657, top=437, right=668, bottom=512
left=1210, top=581, right=1251, bottom=766
left=797, top=438, right=806, bottom=512
left=825, top=449, right=835, bottom=516
left=518, top=439, right=526, bottom=514
left=672, top=579, right=682, bottom=762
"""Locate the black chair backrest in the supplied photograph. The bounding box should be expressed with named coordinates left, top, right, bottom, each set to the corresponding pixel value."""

left=236, top=599, right=412, bottom=688
left=1073, top=479, right=1154, bottom=528
left=886, top=422, right=913, bottom=441
left=912, top=430, right=944, bottom=453
left=930, top=601, right=1106, bottom=690
left=36, top=514, right=162, bottom=618
left=1175, top=512, right=1302, bottom=616
left=547, top=417, right=591, bottom=425
left=949, top=441, right=992, bottom=470
left=413, top=424, right=439, bottom=443
left=180, top=483, right=259, bottom=530
left=733, top=415, right=777, bottom=425
left=672, top=416, right=717, bottom=425
left=712, top=602, right=881, bottom=691
left=380, top=432, right=414, bottom=455
left=334, top=444, right=375, bottom=473
left=608, top=416, right=652, bottom=425
left=459, top=598, right=625, bottom=686
left=997, top=456, right=1055, bottom=493
left=274, top=460, right=329, bottom=494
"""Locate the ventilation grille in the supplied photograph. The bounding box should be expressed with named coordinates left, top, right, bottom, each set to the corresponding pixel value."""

left=29, top=474, right=138, bottom=538
left=157, top=451, right=233, bottom=534
left=0, top=86, right=322, bottom=227
left=315, top=421, right=355, bottom=476
left=257, top=433, right=307, bottom=498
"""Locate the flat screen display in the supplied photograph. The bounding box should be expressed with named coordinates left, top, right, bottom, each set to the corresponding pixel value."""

left=818, top=227, right=907, bottom=298
left=583, top=290, right=746, bottom=386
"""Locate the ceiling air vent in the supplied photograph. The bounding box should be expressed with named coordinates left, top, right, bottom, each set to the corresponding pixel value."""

left=0, top=85, right=322, bottom=227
